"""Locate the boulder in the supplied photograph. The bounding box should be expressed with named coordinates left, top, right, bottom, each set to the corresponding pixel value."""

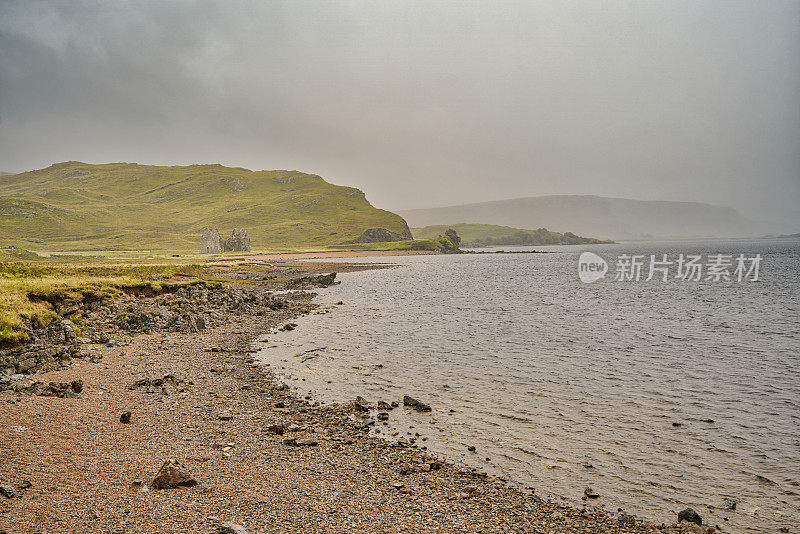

left=217, top=523, right=248, bottom=534
left=403, top=395, right=419, bottom=407
left=266, top=424, right=285, bottom=435
left=678, top=508, right=702, bottom=526
left=584, top=487, right=600, bottom=499
left=150, top=459, right=197, bottom=490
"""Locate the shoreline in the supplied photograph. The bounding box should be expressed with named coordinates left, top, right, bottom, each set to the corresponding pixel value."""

left=0, top=262, right=698, bottom=533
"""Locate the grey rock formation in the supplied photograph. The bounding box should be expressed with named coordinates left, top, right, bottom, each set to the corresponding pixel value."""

left=223, top=229, right=251, bottom=252
left=200, top=228, right=223, bottom=253
left=345, top=228, right=407, bottom=244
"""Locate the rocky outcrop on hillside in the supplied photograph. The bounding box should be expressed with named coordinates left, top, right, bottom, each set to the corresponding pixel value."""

left=346, top=228, right=408, bottom=244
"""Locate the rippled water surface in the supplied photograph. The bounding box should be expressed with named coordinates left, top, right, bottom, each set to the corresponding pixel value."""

left=258, top=239, right=800, bottom=531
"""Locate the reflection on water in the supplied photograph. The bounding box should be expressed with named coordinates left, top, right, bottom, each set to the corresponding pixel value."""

left=257, top=239, right=800, bottom=531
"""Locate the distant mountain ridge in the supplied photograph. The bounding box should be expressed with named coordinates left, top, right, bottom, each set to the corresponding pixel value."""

left=0, top=161, right=411, bottom=251
left=400, top=195, right=770, bottom=240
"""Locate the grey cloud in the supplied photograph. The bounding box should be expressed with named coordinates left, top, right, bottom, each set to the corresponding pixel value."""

left=0, top=0, right=798, bottom=228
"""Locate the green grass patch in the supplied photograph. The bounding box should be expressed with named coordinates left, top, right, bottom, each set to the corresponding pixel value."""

left=0, top=161, right=411, bottom=251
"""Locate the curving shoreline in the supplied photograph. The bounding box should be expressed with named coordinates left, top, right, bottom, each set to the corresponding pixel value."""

left=0, top=260, right=703, bottom=533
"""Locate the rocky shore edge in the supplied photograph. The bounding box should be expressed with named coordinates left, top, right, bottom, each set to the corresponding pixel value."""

left=0, top=261, right=714, bottom=533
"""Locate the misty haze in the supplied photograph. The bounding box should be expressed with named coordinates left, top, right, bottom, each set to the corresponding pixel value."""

left=0, top=2, right=798, bottom=533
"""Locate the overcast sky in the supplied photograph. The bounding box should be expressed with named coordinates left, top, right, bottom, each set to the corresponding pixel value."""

left=1, top=0, right=798, bottom=227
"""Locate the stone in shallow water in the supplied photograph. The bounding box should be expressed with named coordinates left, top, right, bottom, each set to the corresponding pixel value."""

left=678, top=508, right=702, bottom=525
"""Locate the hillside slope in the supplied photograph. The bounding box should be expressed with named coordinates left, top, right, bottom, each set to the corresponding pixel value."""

left=400, top=196, right=769, bottom=241
left=0, top=162, right=411, bottom=251
left=412, top=223, right=612, bottom=247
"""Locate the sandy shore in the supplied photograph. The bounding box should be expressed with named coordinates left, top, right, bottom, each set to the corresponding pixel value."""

left=0, top=264, right=701, bottom=533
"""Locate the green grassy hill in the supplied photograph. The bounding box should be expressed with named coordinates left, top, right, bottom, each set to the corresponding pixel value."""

left=0, top=162, right=411, bottom=251
left=412, top=223, right=612, bottom=247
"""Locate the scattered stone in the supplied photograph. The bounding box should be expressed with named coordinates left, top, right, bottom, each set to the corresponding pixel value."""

left=352, top=396, right=371, bottom=412
left=467, top=445, right=476, bottom=452
left=414, top=402, right=432, bottom=412
left=377, top=412, right=389, bottom=421
left=376, top=400, right=392, bottom=410
left=678, top=508, right=703, bottom=526
left=217, top=523, right=248, bottom=534
left=129, top=374, right=182, bottom=394
left=283, top=437, right=318, bottom=446
left=0, top=485, right=16, bottom=498
left=150, top=459, right=198, bottom=490
left=584, top=487, right=600, bottom=499
left=120, top=412, right=132, bottom=424
left=266, top=424, right=285, bottom=435
left=403, top=395, right=419, bottom=407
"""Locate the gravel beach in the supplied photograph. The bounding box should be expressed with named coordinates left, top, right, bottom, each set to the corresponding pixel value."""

left=0, top=260, right=707, bottom=534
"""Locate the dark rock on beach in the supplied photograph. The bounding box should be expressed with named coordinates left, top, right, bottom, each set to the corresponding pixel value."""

left=403, top=395, right=419, bottom=407
left=150, top=459, right=197, bottom=490
left=678, top=508, right=702, bottom=525
left=216, top=523, right=248, bottom=534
